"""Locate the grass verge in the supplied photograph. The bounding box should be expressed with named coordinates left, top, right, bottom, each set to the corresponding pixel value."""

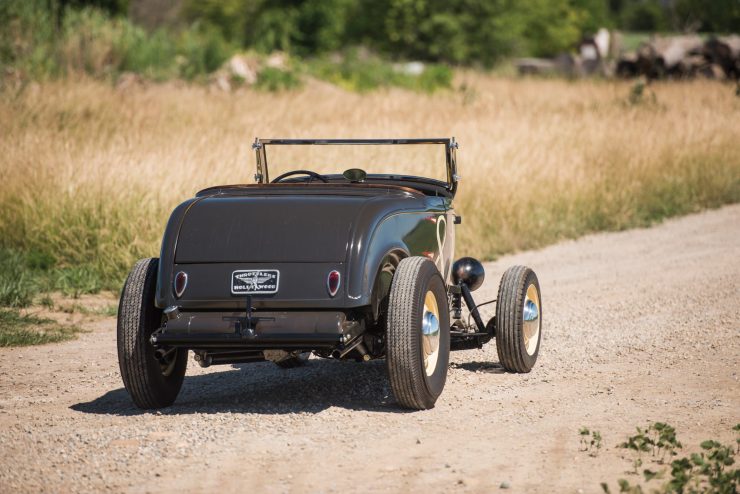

left=0, top=308, right=83, bottom=347
left=0, top=78, right=738, bottom=297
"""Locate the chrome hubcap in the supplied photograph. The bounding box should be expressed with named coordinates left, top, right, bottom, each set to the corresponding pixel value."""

left=422, top=291, right=441, bottom=376
left=523, top=284, right=540, bottom=356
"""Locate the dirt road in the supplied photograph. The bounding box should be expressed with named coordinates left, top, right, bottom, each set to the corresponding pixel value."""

left=1, top=205, right=738, bottom=493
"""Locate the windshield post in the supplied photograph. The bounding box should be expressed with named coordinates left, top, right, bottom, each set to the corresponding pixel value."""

left=447, top=137, right=459, bottom=196
left=252, top=138, right=268, bottom=183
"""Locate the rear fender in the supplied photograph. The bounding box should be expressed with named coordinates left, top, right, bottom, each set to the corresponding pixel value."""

left=155, top=198, right=199, bottom=308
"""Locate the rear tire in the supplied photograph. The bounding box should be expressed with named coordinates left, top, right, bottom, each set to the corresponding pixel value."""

left=386, top=257, right=450, bottom=410
left=117, top=258, right=187, bottom=409
left=495, top=265, right=542, bottom=373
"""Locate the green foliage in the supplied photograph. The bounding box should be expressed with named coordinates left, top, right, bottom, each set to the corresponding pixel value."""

left=620, top=0, right=667, bottom=31
left=0, top=247, right=107, bottom=307
left=0, top=248, right=36, bottom=307
left=619, top=422, right=683, bottom=467
left=307, top=51, right=452, bottom=92
left=674, top=0, right=740, bottom=33
left=256, top=66, right=302, bottom=91
left=0, top=308, right=82, bottom=347
left=0, top=0, right=234, bottom=82
left=603, top=423, right=739, bottom=494
left=580, top=427, right=604, bottom=457
left=0, top=0, right=61, bottom=79
left=3, top=0, right=739, bottom=84
left=183, top=0, right=611, bottom=66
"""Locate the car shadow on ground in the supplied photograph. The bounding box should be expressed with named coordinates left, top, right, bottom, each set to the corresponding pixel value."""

left=71, top=359, right=415, bottom=416
left=449, top=361, right=507, bottom=374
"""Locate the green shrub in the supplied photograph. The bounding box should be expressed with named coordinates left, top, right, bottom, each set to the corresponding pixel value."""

left=307, top=51, right=452, bottom=93
left=255, top=66, right=302, bottom=91
left=0, top=1, right=234, bottom=83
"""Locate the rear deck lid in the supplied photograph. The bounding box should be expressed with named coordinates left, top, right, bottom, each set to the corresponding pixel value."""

left=175, top=194, right=366, bottom=263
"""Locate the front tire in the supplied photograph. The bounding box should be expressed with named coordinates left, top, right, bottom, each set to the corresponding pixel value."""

left=386, top=257, right=450, bottom=410
left=495, top=265, right=542, bottom=373
left=117, top=258, right=187, bottom=409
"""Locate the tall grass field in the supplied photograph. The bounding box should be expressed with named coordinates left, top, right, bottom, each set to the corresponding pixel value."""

left=1, top=75, right=739, bottom=304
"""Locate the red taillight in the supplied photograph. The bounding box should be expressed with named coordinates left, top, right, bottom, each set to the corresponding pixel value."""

left=174, top=271, right=188, bottom=298
left=327, top=270, right=340, bottom=297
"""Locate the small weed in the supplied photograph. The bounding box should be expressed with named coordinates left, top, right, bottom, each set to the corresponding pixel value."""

left=0, top=309, right=82, bottom=347
left=627, top=78, right=657, bottom=107
left=580, top=427, right=603, bottom=457
left=39, top=295, right=54, bottom=309
left=620, top=422, right=682, bottom=471
left=94, top=304, right=118, bottom=317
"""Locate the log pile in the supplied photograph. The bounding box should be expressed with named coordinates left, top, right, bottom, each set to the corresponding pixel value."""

left=516, top=31, right=740, bottom=81
left=617, top=35, right=740, bottom=80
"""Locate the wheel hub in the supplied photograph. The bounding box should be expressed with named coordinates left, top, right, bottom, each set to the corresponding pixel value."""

left=523, top=284, right=540, bottom=355
left=422, top=290, right=441, bottom=376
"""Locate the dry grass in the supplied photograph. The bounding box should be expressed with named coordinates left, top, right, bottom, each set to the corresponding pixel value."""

left=1, top=75, right=739, bottom=287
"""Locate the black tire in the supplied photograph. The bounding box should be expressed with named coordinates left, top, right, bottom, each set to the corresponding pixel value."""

left=117, top=258, right=188, bottom=409
left=386, top=257, right=450, bottom=410
left=495, top=265, right=542, bottom=373
left=274, top=352, right=310, bottom=369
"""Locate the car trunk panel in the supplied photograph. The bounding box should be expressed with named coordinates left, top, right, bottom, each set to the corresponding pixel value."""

left=175, top=195, right=362, bottom=263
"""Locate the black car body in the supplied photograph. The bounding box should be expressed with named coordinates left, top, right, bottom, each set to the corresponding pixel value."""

left=117, top=138, right=542, bottom=410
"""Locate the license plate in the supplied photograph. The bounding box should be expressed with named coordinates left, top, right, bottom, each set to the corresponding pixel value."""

left=231, top=270, right=279, bottom=295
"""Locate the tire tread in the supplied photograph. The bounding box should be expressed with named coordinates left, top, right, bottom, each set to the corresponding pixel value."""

left=117, top=258, right=186, bottom=409
left=495, top=265, right=541, bottom=373
left=386, top=257, right=448, bottom=410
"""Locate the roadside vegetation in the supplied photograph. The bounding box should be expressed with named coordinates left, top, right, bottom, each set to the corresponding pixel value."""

left=0, top=309, right=83, bottom=347
left=595, top=422, right=740, bottom=493
left=2, top=1, right=738, bottom=91
left=0, top=77, right=738, bottom=309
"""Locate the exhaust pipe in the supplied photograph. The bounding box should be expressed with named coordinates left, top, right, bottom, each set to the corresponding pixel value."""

left=332, top=338, right=370, bottom=360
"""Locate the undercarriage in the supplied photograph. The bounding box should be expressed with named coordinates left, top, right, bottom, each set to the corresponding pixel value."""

left=150, top=281, right=497, bottom=369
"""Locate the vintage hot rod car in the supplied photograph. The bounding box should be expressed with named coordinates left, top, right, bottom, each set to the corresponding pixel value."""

left=117, top=138, right=542, bottom=410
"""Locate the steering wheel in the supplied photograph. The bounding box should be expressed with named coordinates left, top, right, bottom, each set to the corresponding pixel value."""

left=271, top=170, right=329, bottom=184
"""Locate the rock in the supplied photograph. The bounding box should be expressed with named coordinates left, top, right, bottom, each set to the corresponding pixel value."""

left=210, top=73, right=231, bottom=92
left=265, top=52, right=288, bottom=70
left=500, top=481, right=511, bottom=489
left=226, top=55, right=258, bottom=85
left=394, top=61, right=425, bottom=76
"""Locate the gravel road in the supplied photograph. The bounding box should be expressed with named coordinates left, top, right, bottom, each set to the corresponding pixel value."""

left=1, top=205, right=738, bottom=493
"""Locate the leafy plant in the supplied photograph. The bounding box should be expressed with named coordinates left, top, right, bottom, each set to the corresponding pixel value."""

left=619, top=422, right=683, bottom=471
left=603, top=423, right=739, bottom=494
left=628, top=78, right=657, bottom=107
left=255, top=66, right=302, bottom=92
left=580, top=427, right=603, bottom=457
